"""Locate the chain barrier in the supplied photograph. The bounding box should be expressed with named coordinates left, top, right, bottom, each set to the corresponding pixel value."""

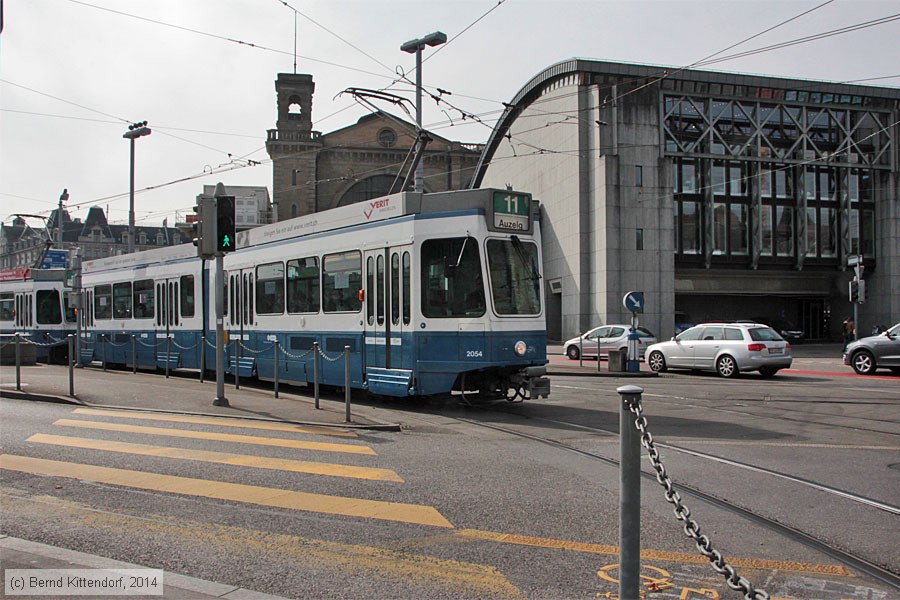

left=102, top=337, right=130, bottom=348
left=170, top=338, right=200, bottom=351
left=277, top=345, right=314, bottom=360
left=136, top=338, right=165, bottom=348
left=315, top=343, right=345, bottom=363
left=626, top=395, right=770, bottom=600
left=18, top=335, right=68, bottom=348
left=236, top=339, right=275, bottom=355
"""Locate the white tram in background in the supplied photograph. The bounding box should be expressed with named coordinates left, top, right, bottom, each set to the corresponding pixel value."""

left=78, top=188, right=550, bottom=400
left=0, top=269, right=77, bottom=362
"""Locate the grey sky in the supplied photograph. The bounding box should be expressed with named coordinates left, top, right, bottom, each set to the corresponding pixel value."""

left=1, top=0, right=898, bottom=228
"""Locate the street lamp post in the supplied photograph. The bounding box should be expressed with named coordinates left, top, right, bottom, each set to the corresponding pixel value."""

left=401, top=31, right=446, bottom=193
left=123, top=121, right=151, bottom=254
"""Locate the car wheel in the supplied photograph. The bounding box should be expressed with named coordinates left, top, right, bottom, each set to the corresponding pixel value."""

left=759, top=366, right=779, bottom=378
left=716, top=355, right=739, bottom=378
left=566, top=345, right=580, bottom=360
left=648, top=351, right=667, bottom=373
left=851, top=350, right=876, bottom=375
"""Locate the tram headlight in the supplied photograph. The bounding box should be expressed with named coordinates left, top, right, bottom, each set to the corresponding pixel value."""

left=514, top=340, right=527, bottom=356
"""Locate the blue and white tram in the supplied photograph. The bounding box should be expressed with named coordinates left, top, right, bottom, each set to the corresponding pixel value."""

left=80, top=188, right=550, bottom=400
left=80, top=244, right=204, bottom=371
left=0, top=269, right=77, bottom=362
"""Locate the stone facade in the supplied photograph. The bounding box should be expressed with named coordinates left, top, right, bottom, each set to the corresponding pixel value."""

left=0, top=207, right=185, bottom=270
left=265, top=73, right=482, bottom=221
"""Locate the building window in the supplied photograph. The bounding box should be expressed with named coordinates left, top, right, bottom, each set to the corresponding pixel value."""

left=635, top=165, right=643, bottom=187
left=377, top=128, right=397, bottom=148
left=636, top=228, right=644, bottom=251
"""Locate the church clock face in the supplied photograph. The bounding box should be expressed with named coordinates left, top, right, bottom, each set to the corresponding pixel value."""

left=377, top=128, right=397, bottom=148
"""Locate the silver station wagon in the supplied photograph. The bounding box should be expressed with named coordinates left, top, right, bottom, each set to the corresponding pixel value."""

left=646, top=322, right=792, bottom=378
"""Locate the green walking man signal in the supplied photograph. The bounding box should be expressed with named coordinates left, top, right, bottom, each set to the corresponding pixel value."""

left=215, top=193, right=236, bottom=254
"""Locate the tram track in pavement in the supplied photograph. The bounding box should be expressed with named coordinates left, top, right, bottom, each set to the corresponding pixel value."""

left=413, top=398, right=900, bottom=593
left=552, top=380, right=900, bottom=438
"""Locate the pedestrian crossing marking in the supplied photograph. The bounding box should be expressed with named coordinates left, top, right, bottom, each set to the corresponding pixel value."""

left=0, top=454, right=452, bottom=528
left=27, top=434, right=403, bottom=482
left=52, top=419, right=377, bottom=455
left=72, top=408, right=359, bottom=438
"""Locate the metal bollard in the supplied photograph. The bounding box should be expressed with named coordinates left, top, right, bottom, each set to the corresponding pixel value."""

left=132, top=335, right=137, bottom=374
left=199, top=334, right=206, bottom=383
left=102, top=335, right=107, bottom=371
left=617, top=385, right=643, bottom=600
left=15, top=332, right=22, bottom=391
left=313, top=341, right=320, bottom=410
left=68, top=335, right=75, bottom=397
left=165, top=335, right=172, bottom=379
left=344, top=345, right=351, bottom=422
left=273, top=341, right=280, bottom=399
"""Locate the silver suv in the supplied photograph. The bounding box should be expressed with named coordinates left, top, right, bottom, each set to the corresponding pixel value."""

left=646, top=322, right=792, bottom=378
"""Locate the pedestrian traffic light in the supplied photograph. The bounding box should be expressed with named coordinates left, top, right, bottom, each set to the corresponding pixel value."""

left=848, top=278, right=866, bottom=304
left=191, top=198, right=216, bottom=258
left=216, top=195, right=235, bottom=253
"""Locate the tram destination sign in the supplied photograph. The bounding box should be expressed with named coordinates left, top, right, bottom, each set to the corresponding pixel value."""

left=490, top=191, right=533, bottom=234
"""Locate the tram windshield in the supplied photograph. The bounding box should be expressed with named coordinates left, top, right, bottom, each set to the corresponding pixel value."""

left=487, top=237, right=541, bottom=315
left=421, top=237, right=486, bottom=318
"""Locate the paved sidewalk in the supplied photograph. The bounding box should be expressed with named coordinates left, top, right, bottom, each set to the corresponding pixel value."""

left=0, top=364, right=401, bottom=431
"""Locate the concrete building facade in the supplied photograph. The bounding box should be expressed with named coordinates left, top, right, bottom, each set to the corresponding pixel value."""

left=475, top=60, right=899, bottom=342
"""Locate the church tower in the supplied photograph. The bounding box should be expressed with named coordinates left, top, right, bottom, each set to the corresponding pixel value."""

left=265, top=74, right=321, bottom=221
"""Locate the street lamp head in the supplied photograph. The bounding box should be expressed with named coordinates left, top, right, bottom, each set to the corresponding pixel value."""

left=123, top=126, right=152, bottom=139
left=401, top=31, right=447, bottom=53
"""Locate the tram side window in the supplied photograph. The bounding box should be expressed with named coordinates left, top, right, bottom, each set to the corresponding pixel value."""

left=0, top=292, right=13, bottom=321
left=487, top=238, right=542, bottom=315
left=256, top=262, right=285, bottom=315
left=113, top=282, right=132, bottom=319
left=94, top=285, right=112, bottom=320
left=323, top=251, right=362, bottom=313
left=421, top=237, right=485, bottom=318
left=133, top=279, right=154, bottom=319
left=286, top=257, right=319, bottom=314
left=36, top=290, right=62, bottom=324
left=180, top=275, right=195, bottom=317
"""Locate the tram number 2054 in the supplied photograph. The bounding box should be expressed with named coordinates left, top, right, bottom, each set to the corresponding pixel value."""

left=465, top=350, right=484, bottom=358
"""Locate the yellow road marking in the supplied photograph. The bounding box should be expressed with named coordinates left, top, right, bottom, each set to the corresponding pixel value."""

left=0, top=491, right=520, bottom=598
left=27, top=434, right=403, bottom=482
left=52, top=419, right=376, bottom=455
left=72, top=407, right=358, bottom=437
left=457, top=529, right=852, bottom=577
left=0, top=454, right=451, bottom=528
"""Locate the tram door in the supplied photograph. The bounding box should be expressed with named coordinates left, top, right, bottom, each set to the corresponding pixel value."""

left=363, top=246, right=412, bottom=370
left=155, top=278, right=180, bottom=337
left=227, top=269, right=254, bottom=370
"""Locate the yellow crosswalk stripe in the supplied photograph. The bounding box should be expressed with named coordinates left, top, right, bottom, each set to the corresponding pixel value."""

left=0, top=454, right=452, bottom=528
left=52, top=419, right=376, bottom=455
left=72, top=408, right=358, bottom=438
left=27, top=434, right=403, bottom=482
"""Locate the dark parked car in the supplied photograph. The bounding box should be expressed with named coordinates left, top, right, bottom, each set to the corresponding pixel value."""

left=752, top=317, right=805, bottom=343
left=843, top=322, right=900, bottom=375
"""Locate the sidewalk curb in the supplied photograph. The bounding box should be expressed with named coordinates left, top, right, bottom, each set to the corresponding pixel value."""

left=0, top=536, right=290, bottom=600
left=0, top=389, right=84, bottom=405
left=0, top=390, right=401, bottom=431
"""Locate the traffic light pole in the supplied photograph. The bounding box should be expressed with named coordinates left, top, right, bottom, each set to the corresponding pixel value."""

left=213, top=253, right=228, bottom=406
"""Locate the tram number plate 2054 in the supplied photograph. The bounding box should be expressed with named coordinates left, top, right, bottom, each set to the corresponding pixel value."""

left=465, top=350, right=484, bottom=358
